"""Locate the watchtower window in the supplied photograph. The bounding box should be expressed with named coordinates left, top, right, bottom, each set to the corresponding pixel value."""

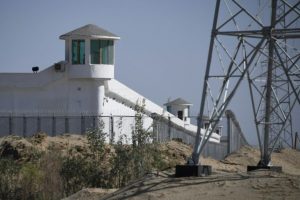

left=204, top=123, right=209, bottom=129
left=177, top=111, right=183, bottom=120
left=72, top=40, right=85, bottom=64
left=166, top=106, right=171, bottom=112
left=91, top=40, right=114, bottom=64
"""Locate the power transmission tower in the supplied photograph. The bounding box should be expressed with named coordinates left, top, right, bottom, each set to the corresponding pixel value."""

left=190, top=0, right=300, bottom=168
left=267, top=0, right=295, bottom=150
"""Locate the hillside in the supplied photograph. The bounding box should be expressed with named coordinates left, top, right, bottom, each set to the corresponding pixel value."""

left=97, top=144, right=300, bottom=200
left=1, top=133, right=300, bottom=200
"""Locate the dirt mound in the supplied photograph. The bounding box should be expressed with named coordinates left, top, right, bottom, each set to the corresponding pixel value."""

left=0, top=135, right=35, bottom=161
left=1, top=134, right=299, bottom=175
left=0, top=133, right=91, bottom=161
left=212, top=145, right=300, bottom=175
left=97, top=144, right=300, bottom=200
left=271, top=148, right=300, bottom=175
left=62, top=188, right=117, bottom=200
left=159, top=142, right=300, bottom=175
left=224, top=145, right=260, bottom=166
left=2, top=134, right=300, bottom=200
left=207, top=145, right=261, bottom=173
left=159, top=140, right=193, bottom=167
left=100, top=170, right=300, bottom=200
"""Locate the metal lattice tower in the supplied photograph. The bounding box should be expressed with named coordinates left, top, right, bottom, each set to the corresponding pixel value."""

left=191, top=0, right=300, bottom=166
left=267, top=0, right=295, bottom=149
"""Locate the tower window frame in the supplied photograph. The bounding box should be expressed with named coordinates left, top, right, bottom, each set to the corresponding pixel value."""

left=90, top=40, right=114, bottom=65
left=72, top=40, right=85, bottom=65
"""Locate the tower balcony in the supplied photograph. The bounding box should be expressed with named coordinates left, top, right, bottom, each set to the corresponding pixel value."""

left=68, top=64, right=114, bottom=79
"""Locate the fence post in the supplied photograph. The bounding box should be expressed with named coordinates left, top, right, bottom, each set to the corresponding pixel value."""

left=110, top=115, right=114, bottom=143
left=52, top=115, right=56, bottom=136
left=150, top=113, right=159, bottom=142
left=227, top=113, right=231, bottom=154
left=168, top=116, right=171, bottom=140
left=37, top=116, right=41, bottom=133
left=65, top=117, right=69, bottom=133
left=23, top=116, right=27, bottom=137
left=93, top=116, right=96, bottom=129
left=155, top=119, right=159, bottom=142
left=9, top=116, right=12, bottom=135
left=81, top=115, right=85, bottom=134
left=295, top=132, right=298, bottom=149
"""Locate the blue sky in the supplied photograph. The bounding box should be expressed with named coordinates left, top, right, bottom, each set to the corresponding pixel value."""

left=0, top=0, right=213, bottom=109
left=0, top=0, right=299, bottom=145
left=0, top=0, right=213, bottom=117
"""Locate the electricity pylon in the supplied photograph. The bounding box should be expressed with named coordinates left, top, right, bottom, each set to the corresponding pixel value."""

left=191, top=0, right=300, bottom=167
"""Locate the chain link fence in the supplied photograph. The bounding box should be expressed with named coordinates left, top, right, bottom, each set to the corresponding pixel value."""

left=224, top=110, right=249, bottom=154
left=0, top=111, right=249, bottom=160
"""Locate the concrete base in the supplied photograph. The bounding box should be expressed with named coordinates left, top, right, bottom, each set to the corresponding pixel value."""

left=247, top=165, right=282, bottom=172
left=175, top=165, right=212, bottom=177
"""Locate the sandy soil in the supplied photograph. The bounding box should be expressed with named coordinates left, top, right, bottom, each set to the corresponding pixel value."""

left=99, top=144, right=300, bottom=200
left=202, top=145, right=300, bottom=175
left=99, top=170, right=300, bottom=200
left=62, top=188, right=117, bottom=200
left=0, top=133, right=92, bottom=160
left=1, top=134, right=300, bottom=199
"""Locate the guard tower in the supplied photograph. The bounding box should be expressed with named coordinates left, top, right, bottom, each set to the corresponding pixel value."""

left=164, top=98, right=192, bottom=124
left=59, top=24, right=120, bottom=79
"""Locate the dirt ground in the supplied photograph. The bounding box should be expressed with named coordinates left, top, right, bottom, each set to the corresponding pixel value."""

left=96, top=170, right=299, bottom=200
left=1, top=134, right=300, bottom=200
left=95, top=145, right=300, bottom=200
left=64, top=141, right=300, bottom=200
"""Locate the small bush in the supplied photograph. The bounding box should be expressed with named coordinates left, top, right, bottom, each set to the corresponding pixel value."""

left=38, top=152, right=64, bottom=200
left=110, top=100, right=164, bottom=186
left=60, top=156, right=88, bottom=196
left=60, top=156, right=110, bottom=196
left=111, top=136, right=134, bottom=187
left=31, top=132, right=47, bottom=144
left=0, top=158, right=21, bottom=200
left=0, top=101, right=167, bottom=199
left=19, top=163, right=43, bottom=200
left=86, top=120, right=107, bottom=160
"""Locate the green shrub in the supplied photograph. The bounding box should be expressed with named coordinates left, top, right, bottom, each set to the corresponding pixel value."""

left=86, top=120, right=107, bottom=160
left=38, top=152, right=64, bottom=200
left=0, top=158, right=21, bottom=200
left=0, top=102, right=167, bottom=199
left=19, top=163, right=43, bottom=200
left=110, top=136, right=134, bottom=187
left=60, top=156, right=110, bottom=196
left=60, top=156, right=88, bottom=196
left=110, top=100, right=164, bottom=186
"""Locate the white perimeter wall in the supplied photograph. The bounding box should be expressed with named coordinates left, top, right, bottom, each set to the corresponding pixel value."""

left=0, top=66, right=154, bottom=142
left=0, top=66, right=105, bottom=116
left=0, top=65, right=220, bottom=143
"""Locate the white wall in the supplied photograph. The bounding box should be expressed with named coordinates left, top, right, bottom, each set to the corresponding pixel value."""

left=0, top=65, right=106, bottom=116
left=0, top=64, right=220, bottom=143
left=0, top=64, right=153, bottom=142
left=167, top=104, right=190, bottom=124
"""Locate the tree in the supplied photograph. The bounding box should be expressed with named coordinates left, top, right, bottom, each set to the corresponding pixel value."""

left=86, top=119, right=107, bottom=160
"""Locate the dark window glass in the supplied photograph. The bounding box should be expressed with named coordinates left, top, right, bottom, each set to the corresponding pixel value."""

left=91, top=40, right=114, bottom=64
left=204, top=123, right=209, bottom=129
left=72, top=40, right=85, bottom=64
left=178, top=111, right=183, bottom=120
left=91, top=40, right=100, bottom=64
left=166, top=106, right=171, bottom=112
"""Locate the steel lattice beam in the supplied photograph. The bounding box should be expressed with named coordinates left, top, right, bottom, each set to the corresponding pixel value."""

left=191, top=0, right=300, bottom=166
